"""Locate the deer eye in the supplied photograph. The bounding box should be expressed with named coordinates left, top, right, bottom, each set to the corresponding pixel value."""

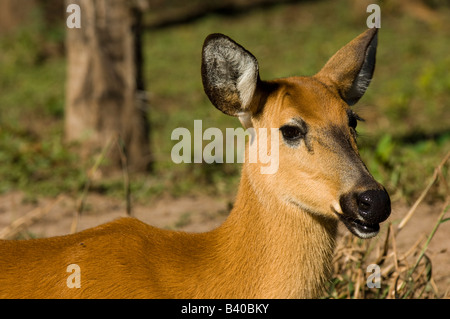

left=280, top=125, right=305, bottom=141
left=349, top=115, right=357, bottom=129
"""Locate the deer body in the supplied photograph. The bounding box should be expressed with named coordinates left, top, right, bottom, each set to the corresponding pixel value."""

left=0, top=29, right=390, bottom=299
left=0, top=170, right=336, bottom=298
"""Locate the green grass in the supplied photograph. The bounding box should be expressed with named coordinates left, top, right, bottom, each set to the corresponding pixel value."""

left=0, top=0, right=448, bottom=203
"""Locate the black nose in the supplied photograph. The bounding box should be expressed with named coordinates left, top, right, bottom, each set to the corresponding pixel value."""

left=357, top=189, right=391, bottom=224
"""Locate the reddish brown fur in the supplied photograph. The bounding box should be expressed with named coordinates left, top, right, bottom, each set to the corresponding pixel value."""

left=0, top=29, right=381, bottom=298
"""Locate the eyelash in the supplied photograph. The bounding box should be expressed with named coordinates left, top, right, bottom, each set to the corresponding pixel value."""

left=348, top=111, right=364, bottom=131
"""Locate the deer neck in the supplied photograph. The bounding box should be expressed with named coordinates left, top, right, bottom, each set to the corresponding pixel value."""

left=212, top=167, right=338, bottom=298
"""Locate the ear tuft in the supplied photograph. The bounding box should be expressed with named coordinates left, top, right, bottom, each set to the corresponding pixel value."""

left=201, top=34, right=259, bottom=117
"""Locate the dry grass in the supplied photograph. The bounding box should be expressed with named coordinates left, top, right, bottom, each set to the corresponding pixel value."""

left=325, top=151, right=449, bottom=299
left=0, top=195, right=64, bottom=239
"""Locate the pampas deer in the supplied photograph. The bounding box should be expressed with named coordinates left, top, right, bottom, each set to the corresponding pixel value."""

left=0, top=28, right=390, bottom=298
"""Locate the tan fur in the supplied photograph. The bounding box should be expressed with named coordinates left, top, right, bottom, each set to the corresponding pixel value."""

left=0, top=29, right=381, bottom=299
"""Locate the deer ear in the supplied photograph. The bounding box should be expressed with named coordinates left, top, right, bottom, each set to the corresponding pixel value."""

left=201, top=34, right=260, bottom=117
left=315, top=28, right=378, bottom=106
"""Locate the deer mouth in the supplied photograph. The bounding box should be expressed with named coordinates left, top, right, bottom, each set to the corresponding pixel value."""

left=338, top=214, right=380, bottom=239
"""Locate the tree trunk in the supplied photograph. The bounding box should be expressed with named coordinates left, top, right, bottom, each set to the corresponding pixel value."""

left=65, top=0, right=152, bottom=173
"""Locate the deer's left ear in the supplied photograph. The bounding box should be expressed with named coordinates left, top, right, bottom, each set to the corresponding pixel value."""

left=201, top=33, right=260, bottom=118
left=315, top=28, right=378, bottom=106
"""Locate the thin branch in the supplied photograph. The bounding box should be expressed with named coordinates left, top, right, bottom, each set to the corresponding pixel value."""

left=397, top=151, right=449, bottom=231
left=70, top=135, right=117, bottom=234
left=0, top=196, right=63, bottom=239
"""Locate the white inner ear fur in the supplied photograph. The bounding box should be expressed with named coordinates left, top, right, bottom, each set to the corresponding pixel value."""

left=237, top=61, right=258, bottom=109
left=354, top=66, right=371, bottom=97
left=238, top=111, right=255, bottom=144
left=238, top=111, right=253, bottom=129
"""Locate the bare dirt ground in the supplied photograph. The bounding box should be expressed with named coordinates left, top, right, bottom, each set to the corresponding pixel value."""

left=0, top=191, right=448, bottom=297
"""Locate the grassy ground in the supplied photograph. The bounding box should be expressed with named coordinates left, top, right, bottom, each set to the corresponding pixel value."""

left=0, top=0, right=448, bottom=298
